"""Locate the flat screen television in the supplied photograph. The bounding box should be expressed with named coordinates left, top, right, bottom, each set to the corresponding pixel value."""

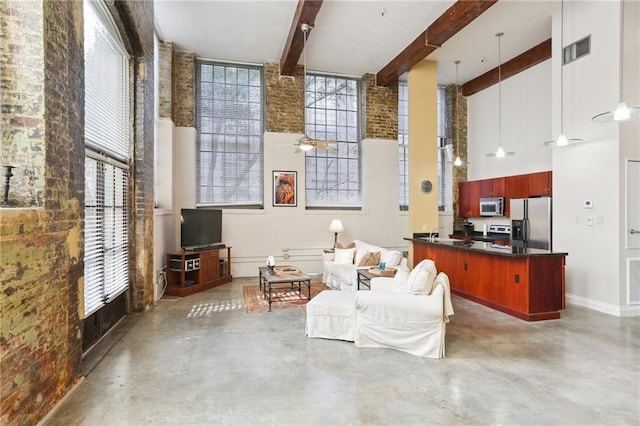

left=180, top=208, right=223, bottom=251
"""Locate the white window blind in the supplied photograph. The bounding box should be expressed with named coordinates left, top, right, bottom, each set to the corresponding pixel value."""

left=305, top=74, right=361, bottom=208
left=195, top=61, right=264, bottom=207
left=83, top=0, right=130, bottom=317
left=84, top=155, right=129, bottom=316
left=398, top=82, right=409, bottom=211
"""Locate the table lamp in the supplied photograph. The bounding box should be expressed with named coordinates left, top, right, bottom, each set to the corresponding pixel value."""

left=328, top=219, right=345, bottom=249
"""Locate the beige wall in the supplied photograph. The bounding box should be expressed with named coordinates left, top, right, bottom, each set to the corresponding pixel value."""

left=407, top=60, right=439, bottom=259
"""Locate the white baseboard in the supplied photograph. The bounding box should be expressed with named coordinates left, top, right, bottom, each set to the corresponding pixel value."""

left=566, top=293, right=640, bottom=317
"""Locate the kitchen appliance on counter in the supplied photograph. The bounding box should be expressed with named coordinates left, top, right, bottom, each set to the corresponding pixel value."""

left=510, top=197, right=552, bottom=250
left=479, top=197, right=504, bottom=216
left=463, top=222, right=475, bottom=236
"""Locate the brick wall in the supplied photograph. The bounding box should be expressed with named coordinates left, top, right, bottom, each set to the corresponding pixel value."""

left=450, top=84, right=469, bottom=231
left=363, top=73, right=398, bottom=140
left=0, top=1, right=84, bottom=424
left=1, top=1, right=46, bottom=208
left=0, top=0, right=155, bottom=424
left=172, top=50, right=195, bottom=127
left=265, top=61, right=304, bottom=134
left=158, top=41, right=173, bottom=119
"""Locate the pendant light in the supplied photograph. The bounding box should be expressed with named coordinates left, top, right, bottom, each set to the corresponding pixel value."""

left=452, top=60, right=469, bottom=166
left=544, top=0, right=583, bottom=146
left=487, top=32, right=515, bottom=158
left=592, top=0, right=639, bottom=123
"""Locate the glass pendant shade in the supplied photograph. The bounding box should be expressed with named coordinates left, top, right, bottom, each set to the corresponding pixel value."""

left=544, top=0, right=583, bottom=146
left=487, top=33, right=516, bottom=158
left=450, top=60, right=469, bottom=166
left=592, top=0, right=639, bottom=123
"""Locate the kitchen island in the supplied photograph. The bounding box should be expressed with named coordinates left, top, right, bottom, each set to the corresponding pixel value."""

left=406, top=237, right=568, bottom=321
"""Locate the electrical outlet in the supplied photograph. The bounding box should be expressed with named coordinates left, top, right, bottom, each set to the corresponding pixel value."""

left=584, top=200, right=593, bottom=209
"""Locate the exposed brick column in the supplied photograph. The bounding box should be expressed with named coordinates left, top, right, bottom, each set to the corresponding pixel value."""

left=0, top=1, right=84, bottom=424
left=158, top=41, right=173, bottom=120
left=172, top=50, right=195, bottom=127
left=363, top=73, right=398, bottom=139
left=450, top=84, right=468, bottom=231
left=264, top=61, right=304, bottom=133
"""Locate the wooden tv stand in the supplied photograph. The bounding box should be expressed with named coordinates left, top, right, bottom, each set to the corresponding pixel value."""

left=166, top=246, right=232, bottom=296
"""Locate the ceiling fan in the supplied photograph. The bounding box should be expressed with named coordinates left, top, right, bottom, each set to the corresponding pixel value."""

left=293, top=23, right=336, bottom=154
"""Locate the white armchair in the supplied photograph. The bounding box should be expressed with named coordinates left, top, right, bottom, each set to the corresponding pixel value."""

left=354, top=260, right=454, bottom=358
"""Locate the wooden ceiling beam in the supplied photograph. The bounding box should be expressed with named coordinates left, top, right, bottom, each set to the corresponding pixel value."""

left=280, top=0, right=323, bottom=76
left=461, top=38, right=552, bottom=97
left=376, top=0, right=498, bottom=87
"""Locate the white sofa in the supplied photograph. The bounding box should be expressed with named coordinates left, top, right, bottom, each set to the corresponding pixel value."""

left=322, top=239, right=407, bottom=292
left=308, top=259, right=455, bottom=358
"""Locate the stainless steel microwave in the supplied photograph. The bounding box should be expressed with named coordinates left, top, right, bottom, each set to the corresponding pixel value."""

left=479, top=197, right=504, bottom=216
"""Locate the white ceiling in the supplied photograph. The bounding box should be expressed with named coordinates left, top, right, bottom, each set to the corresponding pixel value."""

left=154, top=0, right=561, bottom=85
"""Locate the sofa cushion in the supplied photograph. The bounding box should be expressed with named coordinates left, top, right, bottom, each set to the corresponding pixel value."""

left=412, top=259, right=438, bottom=295
left=334, top=248, right=355, bottom=265
left=336, top=241, right=355, bottom=249
left=398, top=259, right=437, bottom=295
left=354, top=240, right=383, bottom=266
left=380, top=248, right=403, bottom=266
left=358, top=251, right=381, bottom=267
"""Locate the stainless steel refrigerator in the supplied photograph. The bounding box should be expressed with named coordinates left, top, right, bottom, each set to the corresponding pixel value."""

left=510, top=197, right=552, bottom=250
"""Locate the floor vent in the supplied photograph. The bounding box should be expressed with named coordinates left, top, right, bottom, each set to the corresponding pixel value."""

left=563, top=35, right=591, bottom=65
left=628, top=258, right=640, bottom=305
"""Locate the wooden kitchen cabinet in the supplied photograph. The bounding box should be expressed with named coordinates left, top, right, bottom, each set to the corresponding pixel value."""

left=528, top=171, right=552, bottom=196
left=458, top=181, right=471, bottom=217
left=410, top=239, right=566, bottom=321
left=480, top=177, right=505, bottom=197
left=469, top=180, right=481, bottom=217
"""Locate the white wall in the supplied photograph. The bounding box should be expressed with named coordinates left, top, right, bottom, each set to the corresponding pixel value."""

left=465, top=0, right=639, bottom=317
left=153, top=119, right=176, bottom=302
left=172, top=130, right=409, bottom=277
left=467, top=60, right=552, bottom=180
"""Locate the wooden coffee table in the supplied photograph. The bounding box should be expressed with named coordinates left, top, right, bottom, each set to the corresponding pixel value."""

left=258, top=266, right=311, bottom=312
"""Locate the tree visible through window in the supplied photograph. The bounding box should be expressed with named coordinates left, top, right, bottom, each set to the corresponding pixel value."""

left=398, top=81, right=408, bottom=211
left=305, top=74, right=361, bottom=208
left=195, top=61, right=264, bottom=207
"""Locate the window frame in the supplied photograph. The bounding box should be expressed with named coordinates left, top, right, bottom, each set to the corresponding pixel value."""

left=304, top=73, right=362, bottom=210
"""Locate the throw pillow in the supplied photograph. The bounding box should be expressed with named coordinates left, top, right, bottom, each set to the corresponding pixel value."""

left=411, top=259, right=438, bottom=295
left=334, top=248, right=355, bottom=265
left=336, top=241, right=355, bottom=249
left=358, top=251, right=381, bottom=267
left=380, top=249, right=403, bottom=266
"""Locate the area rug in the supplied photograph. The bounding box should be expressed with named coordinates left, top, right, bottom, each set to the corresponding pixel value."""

left=243, top=283, right=329, bottom=314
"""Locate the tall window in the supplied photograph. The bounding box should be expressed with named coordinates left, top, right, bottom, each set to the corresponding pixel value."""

left=398, top=81, right=409, bottom=211
left=83, top=0, right=130, bottom=317
left=437, top=86, right=452, bottom=211
left=305, top=74, right=361, bottom=208
left=195, top=61, right=264, bottom=207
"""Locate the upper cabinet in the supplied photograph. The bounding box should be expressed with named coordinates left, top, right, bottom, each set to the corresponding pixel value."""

left=528, top=171, right=552, bottom=196
left=459, top=171, right=552, bottom=218
left=481, top=177, right=505, bottom=197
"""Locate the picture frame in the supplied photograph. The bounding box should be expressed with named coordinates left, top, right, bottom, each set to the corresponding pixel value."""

left=273, top=171, right=297, bottom=207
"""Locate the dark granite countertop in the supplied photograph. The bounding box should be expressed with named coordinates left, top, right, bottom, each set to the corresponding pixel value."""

left=405, top=237, right=568, bottom=257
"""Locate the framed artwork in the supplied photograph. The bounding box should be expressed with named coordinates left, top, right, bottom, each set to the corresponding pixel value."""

left=273, top=171, right=297, bottom=207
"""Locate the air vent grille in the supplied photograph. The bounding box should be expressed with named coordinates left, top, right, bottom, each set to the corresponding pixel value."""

left=628, top=258, right=640, bottom=305
left=563, top=35, right=591, bottom=65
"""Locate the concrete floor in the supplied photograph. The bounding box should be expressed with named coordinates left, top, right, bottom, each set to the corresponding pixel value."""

left=45, top=277, right=640, bottom=426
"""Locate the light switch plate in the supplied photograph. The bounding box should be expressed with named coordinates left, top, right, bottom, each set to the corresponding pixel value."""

left=587, top=216, right=594, bottom=226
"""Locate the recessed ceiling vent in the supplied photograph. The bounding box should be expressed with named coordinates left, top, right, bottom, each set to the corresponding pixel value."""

left=563, top=35, right=591, bottom=65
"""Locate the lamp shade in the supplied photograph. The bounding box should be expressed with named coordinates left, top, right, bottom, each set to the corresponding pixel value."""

left=328, top=219, right=344, bottom=234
